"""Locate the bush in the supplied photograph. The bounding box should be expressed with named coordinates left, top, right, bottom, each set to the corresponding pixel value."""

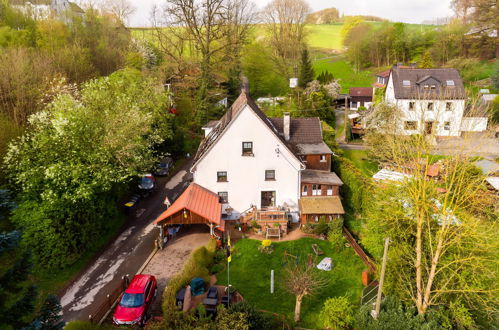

left=328, top=219, right=345, bottom=251
left=320, top=296, right=354, bottom=329
left=64, top=321, right=113, bottom=330
left=332, top=156, right=374, bottom=214
left=313, top=219, right=330, bottom=235
left=210, top=263, right=225, bottom=275
left=216, top=306, right=249, bottom=330
left=228, top=301, right=282, bottom=330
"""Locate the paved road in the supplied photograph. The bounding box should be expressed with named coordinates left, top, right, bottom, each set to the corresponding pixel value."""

left=60, top=159, right=194, bottom=322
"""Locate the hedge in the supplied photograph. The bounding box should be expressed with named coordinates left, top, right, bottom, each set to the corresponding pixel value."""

left=332, top=156, right=374, bottom=215
left=162, top=238, right=217, bottom=319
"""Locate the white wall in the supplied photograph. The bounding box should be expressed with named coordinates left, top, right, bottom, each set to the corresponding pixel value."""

left=461, top=118, right=488, bottom=132
left=193, top=105, right=302, bottom=219
left=385, top=73, right=466, bottom=136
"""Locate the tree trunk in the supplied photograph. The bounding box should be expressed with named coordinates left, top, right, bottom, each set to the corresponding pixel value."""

left=294, top=294, right=303, bottom=322
left=415, top=214, right=424, bottom=314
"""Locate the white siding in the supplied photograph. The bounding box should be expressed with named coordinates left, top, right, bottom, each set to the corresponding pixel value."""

left=385, top=72, right=466, bottom=137
left=461, top=118, right=488, bottom=132
left=193, top=105, right=302, bottom=219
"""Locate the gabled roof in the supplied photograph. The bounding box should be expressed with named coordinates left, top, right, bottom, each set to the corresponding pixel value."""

left=155, top=183, right=222, bottom=225
left=349, top=87, right=373, bottom=97
left=192, top=92, right=302, bottom=169
left=269, top=117, right=324, bottom=144
left=391, top=67, right=466, bottom=100
left=376, top=70, right=390, bottom=78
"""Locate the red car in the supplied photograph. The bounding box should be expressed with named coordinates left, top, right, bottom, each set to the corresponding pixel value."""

left=113, top=274, right=157, bottom=326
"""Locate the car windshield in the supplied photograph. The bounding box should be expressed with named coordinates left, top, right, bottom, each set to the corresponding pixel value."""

left=140, top=177, right=153, bottom=185
left=120, top=293, right=144, bottom=308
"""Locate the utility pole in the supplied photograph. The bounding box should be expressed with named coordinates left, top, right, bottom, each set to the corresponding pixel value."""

left=373, top=237, right=390, bottom=319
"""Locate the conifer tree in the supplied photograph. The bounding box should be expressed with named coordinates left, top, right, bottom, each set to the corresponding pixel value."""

left=420, top=50, right=434, bottom=68
left=299, top=48, right=315, bottom=88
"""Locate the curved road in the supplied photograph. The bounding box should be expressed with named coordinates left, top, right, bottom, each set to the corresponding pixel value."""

left=60, top=160, right=193, bottom=322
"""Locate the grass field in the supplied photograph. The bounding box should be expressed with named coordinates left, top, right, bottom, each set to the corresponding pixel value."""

left=216, top=238, right=365, bottom=328
left=342, top=149, right=378, bottom=176
left=306, top=24, right=343, bottom=50
left=313, top=57, right=374, bottom=93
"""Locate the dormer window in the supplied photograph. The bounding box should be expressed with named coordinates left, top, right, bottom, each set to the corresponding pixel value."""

left=403, top=80, right=410, bottom=87
left=446, top=80, right=455, bottom=86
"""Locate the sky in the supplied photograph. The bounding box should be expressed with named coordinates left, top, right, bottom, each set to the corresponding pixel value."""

left=120, top=0, right=454, bottom=27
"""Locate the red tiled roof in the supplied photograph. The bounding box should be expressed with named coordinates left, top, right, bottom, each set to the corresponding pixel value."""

left=349, top=87, right=373, bottom=97
left=155, top=183, right=222, bottom=226
left=426, top=164, right=440, bottom=177
left=376, top=70, right=391, bottom=78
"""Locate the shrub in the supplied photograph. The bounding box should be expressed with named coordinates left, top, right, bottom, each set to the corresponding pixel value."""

left=228, top=301, right=282, bottom=330
left=320, top=296, right=354, bottom=329
left=210, top=263, right=225, bottom=274
left=313, top=219, right=330, bottom=235
left=216, top=306, right=249, bottom=330
left=328, top=219, right=345, bottom=251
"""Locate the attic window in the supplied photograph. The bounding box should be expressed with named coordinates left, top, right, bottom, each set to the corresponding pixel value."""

left=446, top=80, right=455, bottom=86
left=402, top=80, right=411, bottom=87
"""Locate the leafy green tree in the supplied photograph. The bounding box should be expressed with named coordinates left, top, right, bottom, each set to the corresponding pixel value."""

left=340, top=16, right=365, bottom=41
left=320, top=296, right=354, bottom=329
left=298, top=48, right=314, bottom=88
left=4, top=69, right=172, bottom=268
left=420, top=50, right=434, bottom=68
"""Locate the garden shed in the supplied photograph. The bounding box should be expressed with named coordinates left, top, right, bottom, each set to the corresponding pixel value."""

left=299, top=196, right=345, bottom=224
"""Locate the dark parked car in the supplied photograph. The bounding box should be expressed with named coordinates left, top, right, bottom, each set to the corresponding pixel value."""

left=113, top=274, right=157, bottom=326
left=155, top=157, right=173, bottom=176
left=138, top=174, right=156, bottom=196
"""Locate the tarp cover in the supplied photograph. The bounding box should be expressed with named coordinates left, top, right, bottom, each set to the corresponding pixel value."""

left=317, top=257, right=333, bottom=271
left=190, top=277, right=205, bottom=296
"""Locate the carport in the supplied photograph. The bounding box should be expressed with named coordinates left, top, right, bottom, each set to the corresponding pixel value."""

left=154, top=183, right=224, bottom=240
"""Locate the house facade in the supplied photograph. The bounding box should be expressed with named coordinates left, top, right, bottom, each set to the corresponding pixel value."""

left=12, top=0, right=84, bottom=20
left=385, top=66, right=487, bottom=136
left=191, top=92, right=344, bottom=224
left=349, top=87, right=373, bottom=110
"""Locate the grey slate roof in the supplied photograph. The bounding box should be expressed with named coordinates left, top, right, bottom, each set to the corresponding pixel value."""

left=295, top=143, right=332, bottom=155
left=301, top=169, right=343, bottom=185
left=391, top=67, right=466, bottom=100
left=269, top=117, right=324, bottom=144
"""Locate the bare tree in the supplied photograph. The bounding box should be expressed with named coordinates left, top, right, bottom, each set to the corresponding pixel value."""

left=261, top=0, right=310, bottom=76
left=284, top=264, right=328, bottom=322
left=104, top=0, right=136, bottom=24
left=153, top=0, right=255, bottom=123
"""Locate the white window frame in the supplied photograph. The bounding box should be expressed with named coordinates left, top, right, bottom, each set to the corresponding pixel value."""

left=327, top=185, right=333, bottom=196
left=320, top=155, right=327, bottom=162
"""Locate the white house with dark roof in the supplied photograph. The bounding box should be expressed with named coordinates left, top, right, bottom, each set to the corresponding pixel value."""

left=191, top=91, right=344, bottom=223
left=385, top=66, right=488, bottom=136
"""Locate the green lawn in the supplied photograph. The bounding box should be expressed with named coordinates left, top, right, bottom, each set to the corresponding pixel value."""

left=216, top=238, right=365, bottom=328
left=306, top=24, right=343, bottom=50
left=313, top=57, right=374, bottom=93
left=342, top=149, right=378, bottom=176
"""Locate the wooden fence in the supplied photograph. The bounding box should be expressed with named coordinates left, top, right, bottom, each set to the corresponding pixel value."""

left=88, top=275, right=129, bottom=324
left=342, top=226, right=376, bottom=273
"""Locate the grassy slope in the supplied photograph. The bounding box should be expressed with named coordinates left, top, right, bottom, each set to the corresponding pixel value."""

left=313, top=57, right=374, bottom=93
left=216, top=238, right=365, bottom=328
left=306, top=24, right=343, bottom=50
left=341, top=149, right=378, bottom=176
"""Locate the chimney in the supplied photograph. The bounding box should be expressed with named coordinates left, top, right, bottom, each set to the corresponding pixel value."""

left=283, top=112, right=290, bottom=141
